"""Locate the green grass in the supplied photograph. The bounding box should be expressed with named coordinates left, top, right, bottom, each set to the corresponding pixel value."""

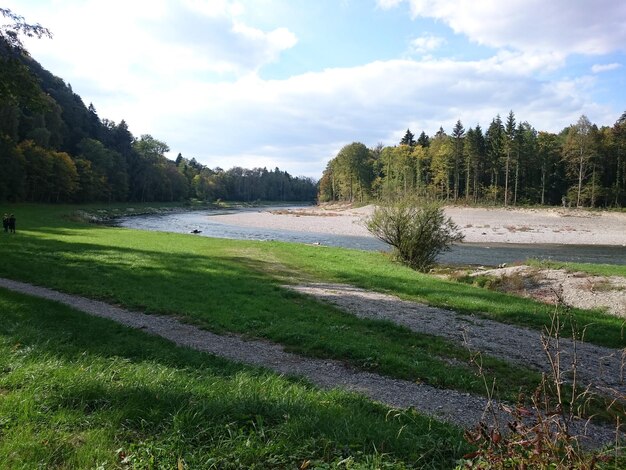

left=526, top=259, right=626, bottom=278
left=0, top=204, right=543, bottom=402
left=263, top=243, right=625, bottom=348
left=0, top=287, right=468, bottom=468
left=0, top=205, right=622, bottom=389
left=0, top=203, right=623, bottom=466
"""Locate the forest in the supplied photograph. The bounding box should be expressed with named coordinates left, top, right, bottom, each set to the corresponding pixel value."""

left=3, top=8, right=625, bottom=208
left=319, top=111, right=626, bottom=208
left=0, top=9, right=317, bottom=204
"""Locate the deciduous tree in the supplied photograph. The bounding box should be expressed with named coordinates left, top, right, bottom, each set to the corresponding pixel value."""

left=0, top=8, right=51, bottom=109
left=563, top=115, right=595, bottom=207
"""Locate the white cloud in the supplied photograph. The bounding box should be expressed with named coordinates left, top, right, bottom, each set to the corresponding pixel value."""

left=386, top=0, right=626, bottom=56
left=377, top=0, right=404, bottom=9
left=15, top=0, right=298, bottom=91
left=122, top=55, right=610, bottom=177
left=591, top=62, right=622, bottom=73
left=410, top=34, right=445, bottom=54
left=230, top=22, right=298, bottom=65
left=7, top=0, right=620, bottom=178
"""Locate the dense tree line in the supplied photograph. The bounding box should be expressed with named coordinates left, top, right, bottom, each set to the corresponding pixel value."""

left=0, top=9, right=316, bottom=204
left=320, top=111, right=626, bottom=208
left=0, top=63, right=316, bottom=204
left=174, top=156, right=317, bottom=203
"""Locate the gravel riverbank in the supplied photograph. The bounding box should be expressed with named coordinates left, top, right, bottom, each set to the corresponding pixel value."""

left=207, top=205, right=626, bottom=246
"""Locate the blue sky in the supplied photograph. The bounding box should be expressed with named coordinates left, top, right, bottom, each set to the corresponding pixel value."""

left=7, top=0, right=626, bottom=178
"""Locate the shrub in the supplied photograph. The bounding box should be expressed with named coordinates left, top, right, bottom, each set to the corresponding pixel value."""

left=366, top=199, right=464, bottom=272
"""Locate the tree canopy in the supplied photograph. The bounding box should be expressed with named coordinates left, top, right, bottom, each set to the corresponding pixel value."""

left=320, top=112, right=626, bottom=208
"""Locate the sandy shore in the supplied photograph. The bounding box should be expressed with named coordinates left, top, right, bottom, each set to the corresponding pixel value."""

left=209, top=205, right=626, bottom=246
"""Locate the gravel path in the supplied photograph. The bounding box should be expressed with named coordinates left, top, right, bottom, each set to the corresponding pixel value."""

left=288, top=283, right=626, bottom=395
left=0, top=277, right=619, bottom=448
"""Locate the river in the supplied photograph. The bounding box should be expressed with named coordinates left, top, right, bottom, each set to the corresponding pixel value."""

left=116, top=208, right=626, bottom=267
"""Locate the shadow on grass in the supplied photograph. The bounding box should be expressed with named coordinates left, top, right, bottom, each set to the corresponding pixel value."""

left=267, top=243, right=626, bottom=349
left=0, top=232, right=564, bottom=396
left=0, top=288, right=467, bottom=468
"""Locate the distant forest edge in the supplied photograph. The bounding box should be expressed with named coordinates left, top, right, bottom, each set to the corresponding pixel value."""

left=2, top=6, right=625, bottom=209
left=321, top=112, right=626, bottom=208
left=0, top=55, right=317, bottom=204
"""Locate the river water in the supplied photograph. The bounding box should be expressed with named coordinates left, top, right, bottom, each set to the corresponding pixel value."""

left=116, top=208, right=626, bottom=267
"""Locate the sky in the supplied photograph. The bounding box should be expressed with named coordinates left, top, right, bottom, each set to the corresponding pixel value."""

left=7, top=0, right=626, bottom=178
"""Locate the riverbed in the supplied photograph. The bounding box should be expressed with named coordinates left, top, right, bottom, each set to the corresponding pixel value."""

left=116, top=206, right=626, bottom=267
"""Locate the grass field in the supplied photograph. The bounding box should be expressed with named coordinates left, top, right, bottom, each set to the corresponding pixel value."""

left=0, top=203, right=624, bottom=467
left=0, top=288, right=467, bottom=468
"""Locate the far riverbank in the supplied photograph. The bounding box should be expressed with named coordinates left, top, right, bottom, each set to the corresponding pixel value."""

left=116, top=204, right=626, bottom=266
left=208, top=204, right=626, bottom=246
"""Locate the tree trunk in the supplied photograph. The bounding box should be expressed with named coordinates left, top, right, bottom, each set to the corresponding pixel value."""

left=615, top=151, right=621, bottom=207
left=349, top=173, right=353, bottom=202
left=494, top=172, right=499, bottom=204
left=541, top=165, right=546, bottom=205
left=504, top=150, right=510, bottom=206
left=465, top=158, right=471, bottom=202
left=415, top=158, right=421, bottom=196
left=577, top=150, right=584, bottom=207
left=514, top=161, right=519, bottom=206
left=591, top=165, right=596, bottom=207
left=473, top=161, right=479, bottom=203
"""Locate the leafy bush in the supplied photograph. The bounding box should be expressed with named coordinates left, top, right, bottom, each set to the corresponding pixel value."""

left=366, top=199, right=464, bottom=272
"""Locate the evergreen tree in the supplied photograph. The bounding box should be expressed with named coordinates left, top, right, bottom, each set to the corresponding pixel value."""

left=400, top=129, right=415, bottom=146
left=485, top=115, right=504, bottom=203
left=417, top=131, right=430, bottom=148
left=503, top=110, right=516, bottom=206
left=611, top=112, right=626, bottom=206
left=451, top=120, right=465, bottom=200
left=86, top=103, right=101, bottom=140
left=464, top=126, right=486, bottom=202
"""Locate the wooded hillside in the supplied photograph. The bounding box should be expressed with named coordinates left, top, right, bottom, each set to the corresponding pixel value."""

left=0, top=9, right=316, bottom=204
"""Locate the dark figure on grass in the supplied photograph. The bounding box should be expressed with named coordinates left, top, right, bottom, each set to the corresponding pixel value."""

left=8, top=214, right=15, bottom=233
left=2, top=214, right=8, bottom=232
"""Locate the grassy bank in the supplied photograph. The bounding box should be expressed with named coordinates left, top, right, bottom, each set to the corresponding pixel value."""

left=527, top=259, right=626, bottom=278
left=0, top=206, right=622, bottom=382
left=263, top=244, right=625, bottom=348
left=0, top=287, right=467, bottom=468
left=0, top=203, right=623, bottom=466
left=0, top=204, right=544, bottom=401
